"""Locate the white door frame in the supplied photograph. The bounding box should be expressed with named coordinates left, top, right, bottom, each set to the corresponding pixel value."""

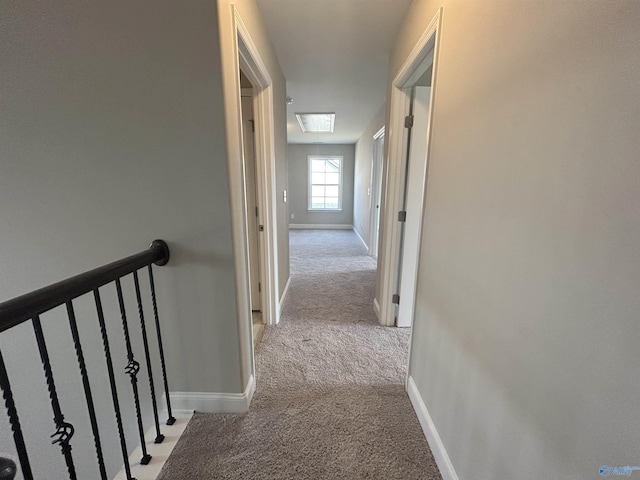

left=221, top=6, right=279, bottom=388
left=377, top=9, right=442, bottom=327
left=369, top=126, right=385, bottom=258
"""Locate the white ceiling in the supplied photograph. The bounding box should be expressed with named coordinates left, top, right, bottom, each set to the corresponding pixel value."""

left=255, top=0, right=412, bottom=144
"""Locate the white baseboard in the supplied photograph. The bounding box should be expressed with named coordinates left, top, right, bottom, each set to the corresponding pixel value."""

left=277, top=276, right=291, bottom=323
left=112, top=412, right=193, bottom=480
left=353, top=227, right=369, bottom=250
left=289, top=223, right=353, bottom=230
left=406, top=376, right=459, bottom=480
left=373, top=297, right=381, bottom=323
left=170, top=374, right=255, bottom=414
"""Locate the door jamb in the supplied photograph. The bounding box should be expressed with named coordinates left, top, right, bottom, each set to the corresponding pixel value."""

left=377, top=9, right=442, bottom=328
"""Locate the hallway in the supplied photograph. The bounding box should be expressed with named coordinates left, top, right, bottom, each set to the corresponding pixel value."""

left=157, top=230, right=441, bottom=479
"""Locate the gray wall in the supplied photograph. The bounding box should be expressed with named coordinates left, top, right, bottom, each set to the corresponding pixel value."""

left=353, top=103, right=386, bottom=249
left=0, top=0, right=288, bottom=477
left=391, top=1, right=640, bottom=479
left=287, top=144, right=355, bottom=226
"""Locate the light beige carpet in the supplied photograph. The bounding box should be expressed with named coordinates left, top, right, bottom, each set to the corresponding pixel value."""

left=157, top=229, right=442, bottom=479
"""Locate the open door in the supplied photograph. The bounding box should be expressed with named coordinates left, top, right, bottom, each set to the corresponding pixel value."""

left=241, top=85, right=262, bottom=313
left=396, top=83, right=431, bottom=327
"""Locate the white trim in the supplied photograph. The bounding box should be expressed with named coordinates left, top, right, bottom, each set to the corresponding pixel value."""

left=407, top=376, right=459, bottom=480
left=170, top=375, right=256, bottom=415
left=378, top=92, right=411, bottom=326
left=289, top=224, right=353, bottom=230
left=377, top=8, right=442, bottom=328
left=277, top=275, right=291, bottom=322
left=221, top=5, right=254, bottom=394
left=373, top=297, right=381, bottom=322
left=112, top=412, right=193, bottom=480
left=353, top=226, right=368, bottom=251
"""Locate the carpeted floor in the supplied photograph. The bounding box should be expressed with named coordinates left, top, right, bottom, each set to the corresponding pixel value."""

left=157, top=229, right=442, bottom=479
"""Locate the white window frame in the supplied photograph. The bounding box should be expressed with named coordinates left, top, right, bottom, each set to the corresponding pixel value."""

left=307, top=155, right=343, bottom=211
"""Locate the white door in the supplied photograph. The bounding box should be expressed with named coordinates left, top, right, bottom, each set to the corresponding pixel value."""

left=397, top=86, right=430, bottom=327
left=241, top=93, right=261, bottom=311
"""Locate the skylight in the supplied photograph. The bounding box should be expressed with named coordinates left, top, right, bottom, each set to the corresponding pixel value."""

left=295, top=113, right=335, bottom=133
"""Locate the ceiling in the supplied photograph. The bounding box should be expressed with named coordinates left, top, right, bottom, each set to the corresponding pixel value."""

left=255, top=0, right=412, bottom=144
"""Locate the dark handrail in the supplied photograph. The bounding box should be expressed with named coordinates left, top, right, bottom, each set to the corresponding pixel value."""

left=0, top=239, right=174, bottom=480
left=0, top=240, right=169, bottom=334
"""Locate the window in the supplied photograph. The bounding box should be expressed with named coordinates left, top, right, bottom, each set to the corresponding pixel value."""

left=308, top=155, right=343, bottom=211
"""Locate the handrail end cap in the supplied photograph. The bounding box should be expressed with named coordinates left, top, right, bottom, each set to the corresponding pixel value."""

left=150, top=240, right=170, bottom=266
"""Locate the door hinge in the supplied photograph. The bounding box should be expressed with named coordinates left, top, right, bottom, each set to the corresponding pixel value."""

left=404, top=115, right=414, bottom=128
left=258, top=282, right=261, bottom=292
left=249, top=119, right=255, bottom=133
left=398, top=211, right=407, bottom=222
left=392, top=293, right=400, bottom=305
left=255, top=206, right=259, bottom=217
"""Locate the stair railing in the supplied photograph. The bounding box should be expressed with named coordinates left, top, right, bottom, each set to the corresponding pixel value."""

left=0, top=240, right=175, bottom=480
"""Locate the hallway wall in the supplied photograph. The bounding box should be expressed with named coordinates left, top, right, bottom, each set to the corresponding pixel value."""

left=287, top=144, right=355, bottom=227
left=353, top=103, right=386, bottom=251
left=0, top=1, right=240, bottom=477
left=392, top=1, right=640, bottom=479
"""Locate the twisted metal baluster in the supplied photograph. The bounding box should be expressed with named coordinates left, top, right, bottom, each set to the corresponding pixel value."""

left=32, top=316, right=76, bottom=480
left=66, top=301, right=107, bottom=479
left=147, top=264, right=175, bottom=425
left=132, top=271, right=163, bottom=444
left=0, top=348, right=33, bottom=480
left=93, top=290, right=136, bottom=480
left=115, top=279, right=151, bottom=464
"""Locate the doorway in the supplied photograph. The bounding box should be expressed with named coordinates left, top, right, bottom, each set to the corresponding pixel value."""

left=377, top=9, right=441, bottom=329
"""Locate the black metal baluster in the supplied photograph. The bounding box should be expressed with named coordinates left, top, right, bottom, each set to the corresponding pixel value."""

left=115, top=279, right=151, bottom=464
left=93, top=290, right=136, bottom=480
left=32, top=316, right=76, bottom=480
left=147, top=264, right=175, bottom=425
left=66, top=301, right=107, bottom=479
left=0, top=349, right=33, bottom=480
left=132, top=271, right=164, bottom=444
